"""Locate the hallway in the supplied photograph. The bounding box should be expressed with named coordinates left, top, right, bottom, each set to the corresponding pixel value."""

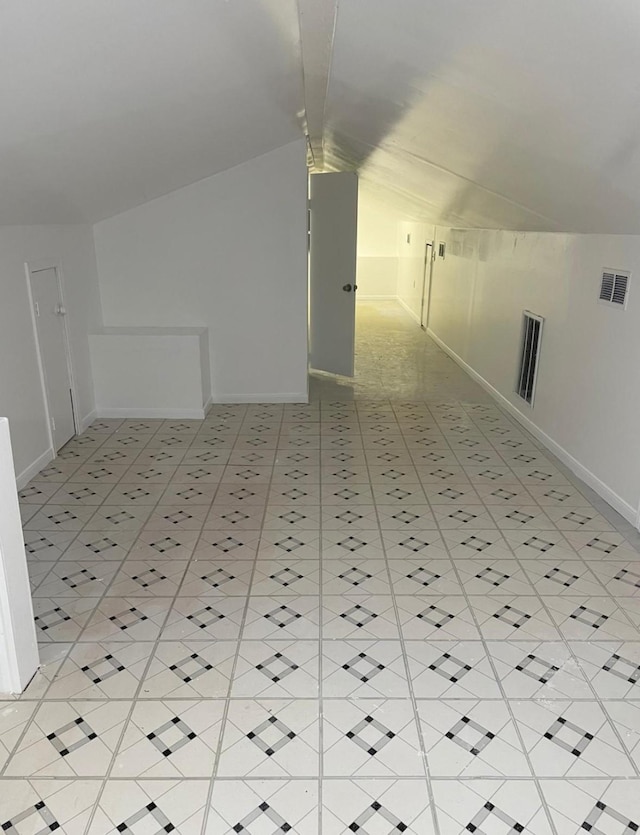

left=3, top=301, right=640, bottom=832
left=310, top=300, right=493, bottom=402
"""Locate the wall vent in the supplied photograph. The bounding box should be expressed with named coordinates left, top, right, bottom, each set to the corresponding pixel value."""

left=599, top=270, right=629, bottom=308
left=516, top=311, right=544, bottom=406
left=438, top=242, right=446, bottom=258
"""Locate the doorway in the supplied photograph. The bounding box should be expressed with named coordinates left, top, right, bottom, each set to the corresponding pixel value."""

left=420, top=241, right=434, bottom=330
left=26, top=263, right=77, bottom=451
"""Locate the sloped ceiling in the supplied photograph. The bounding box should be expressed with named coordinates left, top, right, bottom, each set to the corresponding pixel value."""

left=305, top=0, right=640, bottom=232
left=4, top=0, right=640, bottom=231
left=0, top=0, right=303, bottom=223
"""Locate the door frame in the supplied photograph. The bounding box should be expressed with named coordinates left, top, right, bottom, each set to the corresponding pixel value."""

left=420, top=241, right=435, bottom=331
left=24, top=259, right=79, bottom=450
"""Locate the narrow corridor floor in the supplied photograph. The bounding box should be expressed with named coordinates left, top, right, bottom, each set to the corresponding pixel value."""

left=3, top=302, right=640, bottom=833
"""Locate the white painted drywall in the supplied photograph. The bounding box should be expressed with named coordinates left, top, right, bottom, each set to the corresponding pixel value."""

left=0, top=0, right=303, bottom=223
left=90, top=328, right=210, bottom=418
left=397, top=221, right=431, bottom=322
left=0, top=418, right=38, bottom=694
left=326, top=1, right=640, bottom=233
left=0, top=226, right=101, bottom=484
left=94, top=141, right=309, bottom=403
left=428, top=228, right=640, bottom=522
left=357, top=188, right=399, bottom=298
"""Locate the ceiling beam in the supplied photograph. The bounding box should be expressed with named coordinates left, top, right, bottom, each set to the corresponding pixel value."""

left=297, top=0, right=339, bottom=170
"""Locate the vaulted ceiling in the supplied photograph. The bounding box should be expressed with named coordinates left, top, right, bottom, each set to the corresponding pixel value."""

left=0, top=0, right=303, bottom=223
left=3, top=0, right=640, bottom=230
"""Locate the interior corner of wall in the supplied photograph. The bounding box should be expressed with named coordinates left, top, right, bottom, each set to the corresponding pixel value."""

left=15, top=446, right=55, bottom=490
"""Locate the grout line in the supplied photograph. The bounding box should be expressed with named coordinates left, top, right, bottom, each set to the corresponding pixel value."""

left=508, top=547, right=640, bottom=781
left=358, top=400, right=442, bottom=835
left=0, top=772, right=636, bottom=783
left=436, top=534, right=562, bottom=834
left=199, top=404, right=284, bottom=835
left=9, top=341, right=640, bottom=832
left=82, top=431, right=231, bottom=832
left=317, top=403, right=325, bottom=835
left=432, top=409, right=640, bottom=800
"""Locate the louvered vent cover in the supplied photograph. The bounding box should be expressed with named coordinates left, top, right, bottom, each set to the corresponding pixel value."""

left=516, top=312, right=544, bottom=406
left=600, top=270, right=629, bottom=308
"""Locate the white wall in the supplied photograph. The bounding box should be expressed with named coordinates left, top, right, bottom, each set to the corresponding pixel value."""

left=397, top=221, right=432, bottom=322
left=356, top=189, right=399, bottom=298
left=94, top=140, right=309, bottom=403
left=90, top=328, right=210, bottom=418
left=0, top=418, right=38, bottom=694
left=428, top=228, right=640, bottom=523
left=0, top=225, right=101, bottom=482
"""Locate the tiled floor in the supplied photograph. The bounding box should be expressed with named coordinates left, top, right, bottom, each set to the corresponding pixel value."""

left=2, top=300, right=640, bottom=833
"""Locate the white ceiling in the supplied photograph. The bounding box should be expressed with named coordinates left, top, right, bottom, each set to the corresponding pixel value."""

left=318, top=0, right=640, bottom=232
left=0, top=0, right=303, bottom=223
left=4, top=0, right=640, bottom=230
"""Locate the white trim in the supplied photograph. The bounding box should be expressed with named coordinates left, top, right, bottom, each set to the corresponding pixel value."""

left=24, top=260, right=80, bottom=449
left=397, top=296, right=422, bottom=325
left=15, top=447, right=55, bottom=491
left=419, top=241, right=433, bottom=329
left=96, top=407, right=207, bottom=419
left=78, top=410, right=97, bottom=434
left=96, top=394, right=310, bottom=416
left=213, top=393, right=310, bottom=404
left=24, top=265, right=55, bottom=453
left=427, top=327, right=638, bottom=527
left=357, top=294, right=397, bottom=300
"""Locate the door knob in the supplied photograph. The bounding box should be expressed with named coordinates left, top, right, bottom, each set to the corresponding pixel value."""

left=342, top=284, right=352, bottom=292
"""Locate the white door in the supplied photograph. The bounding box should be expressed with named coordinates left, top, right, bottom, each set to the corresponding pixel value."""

left=420, top=242, right=434, bottom=330
left=29, top=267, right=76, bottom=450
left=309, top=172, right=358, bottom=377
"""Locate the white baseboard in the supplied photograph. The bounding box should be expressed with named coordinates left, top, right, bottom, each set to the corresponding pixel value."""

left=397, top=297, right=422, bottom=325
left=16, top=447, right=55, bottom=490
left=96, top=407, right=207, bottom=419
left=78, top=410, right=96, bottom=434
left=427, top=328, right=639, bottom=528
left=213, top=393, right=310, bottom=404
left=357, top=294, right=398, bottom=300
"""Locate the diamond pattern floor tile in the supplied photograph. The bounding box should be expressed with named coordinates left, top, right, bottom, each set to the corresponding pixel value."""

left=0, top=779, right=101, bottom=835
left=206, top=779, right=318, bottom=834
left=323, top=699, right=423, bottom=777
left=511, top=699, right=636, bottom=777
left=322, top=779, right=435, bottom=835
left=432, top=779, right=553, bottom=835
left=89, top=779, right=209, bottom=834
left=418, top=699, right=531, bottom=777
left=5, top=700, right=129, bottom=777
left=112, top=699, right=224, bottom=777
left=10, top=301, right=640, bottom=832
left=539, top=779, right=640, bottom=835
left=217, top=700, right=319, bottom=778
left=232, top=639, right=319, bottom=698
